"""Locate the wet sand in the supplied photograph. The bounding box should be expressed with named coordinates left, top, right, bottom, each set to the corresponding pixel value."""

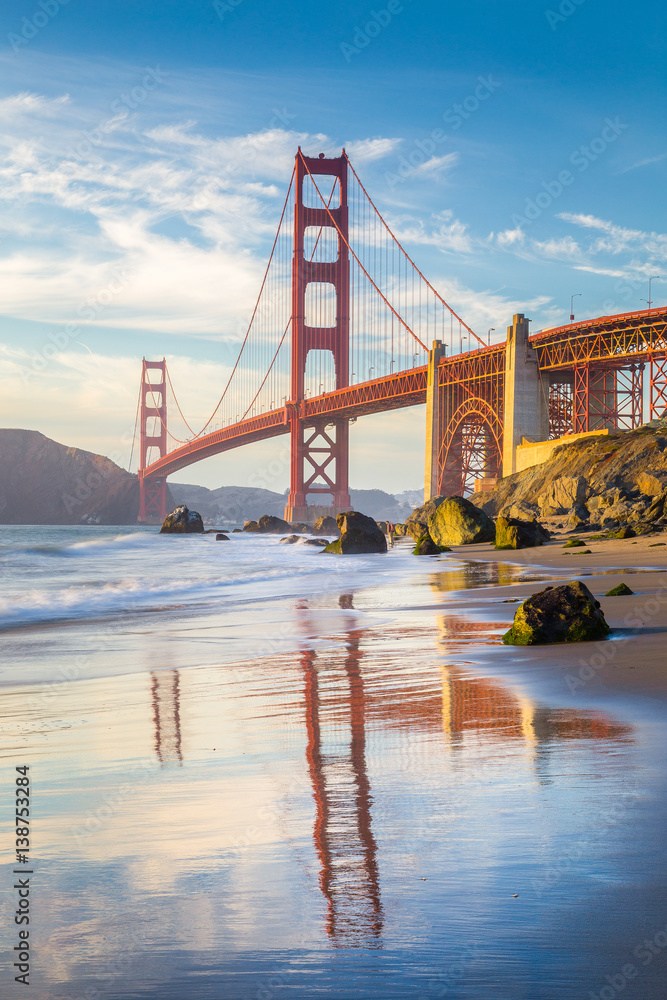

left=2, top=536, right=667, bottom=999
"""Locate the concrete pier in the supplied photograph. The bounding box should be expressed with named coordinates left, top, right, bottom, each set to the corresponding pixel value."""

left=424, top=339, right=447, bottom=501
left=502, top=314, right=549, bottom=477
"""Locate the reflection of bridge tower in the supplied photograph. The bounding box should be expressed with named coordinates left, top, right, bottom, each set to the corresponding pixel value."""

left=301, top=623, right=382, bottom=945
left=150, top=671, right=183, bottom=766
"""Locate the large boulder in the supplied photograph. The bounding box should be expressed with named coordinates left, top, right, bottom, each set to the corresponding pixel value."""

left=537, top=476, right=588, bottom=516
left=256, top=514, right=292, bottom=534
left=495, top=516, right=549, bottom=550
left=323, top=511, right=387, bottom=554
left=312, top=515, right=340, bottom=536
left=428, top=495, right=495, bottom=546
left=160, top=505, right=204, bottom=534
left=243, top=519, right=259, bottom=532
left=404, top=495, right=448, bottom=542
left=502, top=581, right=610, bottom=646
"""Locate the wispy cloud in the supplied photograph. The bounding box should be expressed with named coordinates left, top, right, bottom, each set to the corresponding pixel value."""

left=620, top=151, right=667, bottom=173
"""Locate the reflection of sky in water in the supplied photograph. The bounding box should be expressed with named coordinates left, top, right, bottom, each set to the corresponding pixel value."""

left=1, top=584, right=666, bottom=999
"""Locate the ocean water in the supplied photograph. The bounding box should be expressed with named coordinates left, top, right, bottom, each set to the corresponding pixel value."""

left=1, top=526, right=666, bottom=999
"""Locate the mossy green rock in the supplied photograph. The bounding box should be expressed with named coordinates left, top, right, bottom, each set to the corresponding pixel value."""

left=322, top=511, right=387, bottom=554
left=428, top=495, right=495, bottom=547
left=604, top=583, right=634, bottom=596
left=404, top=495, right=449, bottom=542
left=495, top=515, right=549, bottom=550
left=607, top=525, right=636, bottom=539
left=502, top=581, right=610, bottom=645
left=412, top=532, right=451, bottom=555
left=563, top=539, right=586, bottom=548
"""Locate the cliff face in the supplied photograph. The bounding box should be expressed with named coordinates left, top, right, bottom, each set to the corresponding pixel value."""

left=471, top=421, right=667, bottom=516
left=0, top=429, right=141, bottom=525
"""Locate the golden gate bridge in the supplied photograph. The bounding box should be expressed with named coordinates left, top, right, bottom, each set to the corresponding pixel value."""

left=133, top=148, right=667, bottom=523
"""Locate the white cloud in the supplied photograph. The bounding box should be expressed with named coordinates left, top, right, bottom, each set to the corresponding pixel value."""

left=412, top=152, right=459, bottom=178
left=344, top=137, right=401, bottom=162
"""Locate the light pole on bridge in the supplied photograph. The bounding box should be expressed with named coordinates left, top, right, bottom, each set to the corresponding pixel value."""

left=570, top=293, right=581, bottom=323
left=641, top=276, right=661, bottom=314
left=487, top=328, right=495, bottom=346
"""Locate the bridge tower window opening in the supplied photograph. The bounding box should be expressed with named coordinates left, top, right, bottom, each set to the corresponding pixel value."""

left=304, top=225, right=339, bottom=263
left=305, top=282, right=337, bottom=329
left=302, top=174, right=341, bottom=210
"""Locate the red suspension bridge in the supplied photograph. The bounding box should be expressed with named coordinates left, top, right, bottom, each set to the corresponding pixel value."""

left=135, top=149, right=667, bottom=523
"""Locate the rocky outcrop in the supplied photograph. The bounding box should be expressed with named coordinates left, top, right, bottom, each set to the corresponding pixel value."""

left=312, top=515, right=340, bottom=536
left=215, top=533, right=229, bottom=541
left=404, top=495, right=449, bottom=541
left=160, top=505, right=204, bottom=534
left=428, top=496, right=495, bottom=546
left=323, top=511, right=387, bottom=554
left=471, top=423, right=667, bottom=534
left=502, top=581, right=610, bottom=645
left=256, top=514, right=292, bottom=533
left=244, top=514, right=292, bottom=534
left=495, top=516, right=549, bottom=550
left=637, top=471, right=667, bottom=496
left=0, top=428, right=166, bottom=525
left=537, top=476, right=587, bottom=516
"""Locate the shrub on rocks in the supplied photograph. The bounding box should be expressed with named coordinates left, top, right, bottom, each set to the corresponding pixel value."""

left=160, top=505, right=204, bottom=534
left=428, top=495, right=495, bottom=547
left=323, top=511, right=387, bottom=554
left=495, top=515, right=549, bottom=550
left=502, top=581, right=610, bottom=645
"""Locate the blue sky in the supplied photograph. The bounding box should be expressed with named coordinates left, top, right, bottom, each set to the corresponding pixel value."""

left=0, top=0, right=665, bottom=491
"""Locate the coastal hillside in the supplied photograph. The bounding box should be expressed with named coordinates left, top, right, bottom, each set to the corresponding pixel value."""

left=472, top=420, right=667, bottom=517
left=170, top=483, right=417, bottom=523
left=0, top=429, right=421, bottom=525
left=0, top=429, right=145, bottom=525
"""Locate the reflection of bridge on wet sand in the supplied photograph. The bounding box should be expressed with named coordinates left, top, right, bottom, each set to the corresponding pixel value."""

left=296, top=597, right=632, bottom=946
left=144, top=594, right=632, bottom=947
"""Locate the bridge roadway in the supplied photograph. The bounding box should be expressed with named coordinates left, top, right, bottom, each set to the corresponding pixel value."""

left=143, top=306, right=667, bottom=482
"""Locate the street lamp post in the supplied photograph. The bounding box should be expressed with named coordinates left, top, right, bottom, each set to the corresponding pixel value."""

left=487, top=327, right=495, bottom=346
left=570, top=293, right=581, bottom=323
left=641, top=276, right=661, bottom=314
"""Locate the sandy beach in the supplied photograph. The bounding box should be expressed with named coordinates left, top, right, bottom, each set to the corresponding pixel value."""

left=2, top=526, right=667, bottom=999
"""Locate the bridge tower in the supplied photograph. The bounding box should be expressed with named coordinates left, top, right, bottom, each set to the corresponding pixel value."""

left=284, top=151, right=352, bottom=524
left=138, top=358, right=168, bottom=524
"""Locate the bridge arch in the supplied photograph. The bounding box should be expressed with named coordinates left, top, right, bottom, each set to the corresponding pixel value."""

left=438, top=397, right=503, bottom=497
